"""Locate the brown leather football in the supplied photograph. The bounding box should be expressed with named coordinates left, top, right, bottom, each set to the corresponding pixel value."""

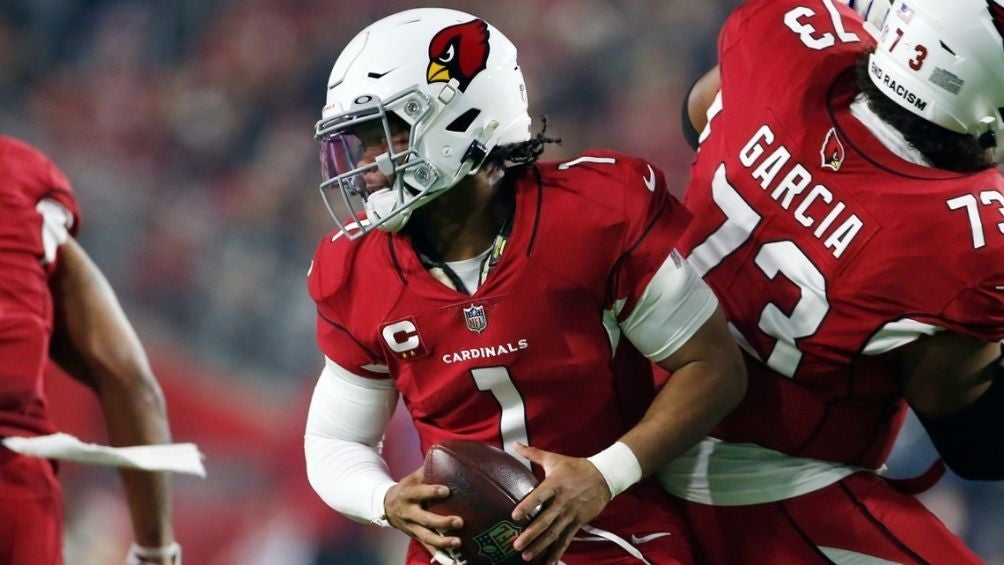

left=422, top=440, right=544, bottom=565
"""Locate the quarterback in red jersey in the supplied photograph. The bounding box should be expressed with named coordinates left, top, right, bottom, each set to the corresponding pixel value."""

left=302, top=8, right=746, bottom=565
left=0, top=137, right=179, bottom=564
left=669, top=0, right=1004, bottom=563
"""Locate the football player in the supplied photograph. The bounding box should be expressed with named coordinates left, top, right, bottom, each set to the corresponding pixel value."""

left=670, top=0, right=1004, bottom=563
left=0, top=137, right=179, bottom=564
left=302, top=8, right=746, bottom=565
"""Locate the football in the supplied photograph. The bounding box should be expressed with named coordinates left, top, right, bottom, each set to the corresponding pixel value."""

left=423, top=440, right=544, bottom=565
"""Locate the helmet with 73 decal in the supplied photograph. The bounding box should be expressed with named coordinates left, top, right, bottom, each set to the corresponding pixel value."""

left=315, top=8, right=531, bottom=239
left=867, top=0, right=1004, bottom=142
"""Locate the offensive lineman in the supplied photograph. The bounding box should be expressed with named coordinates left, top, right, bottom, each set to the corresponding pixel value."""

left=668, top=0, right=1004, bottom=562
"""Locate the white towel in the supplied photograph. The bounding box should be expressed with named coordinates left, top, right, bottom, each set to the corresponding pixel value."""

left=2, top=432, right=206, bottom=477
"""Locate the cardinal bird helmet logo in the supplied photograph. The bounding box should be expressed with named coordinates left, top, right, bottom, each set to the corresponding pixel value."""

left=820, top=127, right=845, bottom=172
left=427, top=19, right=491, bottom=92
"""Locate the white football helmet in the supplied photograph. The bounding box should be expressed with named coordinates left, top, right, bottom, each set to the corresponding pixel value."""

left=315, top=8, right=532, bottom=239
left=867, top=0, right=1004, bottom=138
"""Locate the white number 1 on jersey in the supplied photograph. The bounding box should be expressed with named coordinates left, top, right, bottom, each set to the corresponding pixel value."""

left=470, top=366, right=531, bottom=469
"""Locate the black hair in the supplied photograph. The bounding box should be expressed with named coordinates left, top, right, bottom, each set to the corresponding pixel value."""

left=854, top=51, right=997, bottom=173
left=487, top=116, right=562, bottom=167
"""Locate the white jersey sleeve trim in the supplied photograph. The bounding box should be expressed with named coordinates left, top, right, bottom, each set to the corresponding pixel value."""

left=862, top=318, right=944, bottom=355
left=620, top=252, right=719, bottom=362
left=698, top=91, right=723, bottom=145
left=818, top=546, right=901, bottom=565
left=304, top=357, right=399, bottom=525
left=601, top=298, right=627, bottom=356
left=657, top=437, right=863, bottom=506
left=36, top=198, right=74, bottom=265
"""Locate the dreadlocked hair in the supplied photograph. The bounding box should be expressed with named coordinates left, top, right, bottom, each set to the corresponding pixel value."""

left=487, top=116, right=562, bottom=167
left=854, top=51, right=997, bottom=172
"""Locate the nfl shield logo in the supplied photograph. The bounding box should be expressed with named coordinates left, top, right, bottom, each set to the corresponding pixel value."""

left=463, top=304, right=488, bottom=334
left=473, top=520, right=521, bottom=564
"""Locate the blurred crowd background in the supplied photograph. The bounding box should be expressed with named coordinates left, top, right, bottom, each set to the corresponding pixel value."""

left=0, top=0, right=1000, bottom=563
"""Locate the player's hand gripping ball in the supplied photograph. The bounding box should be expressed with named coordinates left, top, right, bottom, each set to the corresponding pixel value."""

left=423, top=440, right=545, bottom=565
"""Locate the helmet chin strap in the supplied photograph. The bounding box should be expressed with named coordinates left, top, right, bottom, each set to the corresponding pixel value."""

left=366, top=173, right=453, bottom=233
left=365, top=187, right=412, bottom=232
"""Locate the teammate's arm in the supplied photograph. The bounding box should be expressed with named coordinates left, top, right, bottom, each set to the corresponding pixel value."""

left=682, top=65, right=720, bottom=149
left=511, top=308, right=746, bottom=563
left=512, top=274, right=746, bottom=565
left=622, top=307, right=746, bottom=474
left=899, top=333, right=1004, bottom=480
left=48, top=237, right=178, bottom=564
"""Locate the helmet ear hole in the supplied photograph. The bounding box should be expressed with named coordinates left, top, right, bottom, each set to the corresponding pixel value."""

left=978, top=130, right=996, bottom=149
left=445, top=108, right=482, bottom=132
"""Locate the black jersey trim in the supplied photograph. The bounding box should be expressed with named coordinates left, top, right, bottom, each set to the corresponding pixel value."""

left=387, top=235, right=408, bottom=285
left=526, top=164, right=543, bottom=257
left=315, top=307, right=383, bottom=360
left=777, top=499, right=836, bottom=563
left=838, top=480, right=931, bottom=565
left=604, top=193, right=670, bottom=308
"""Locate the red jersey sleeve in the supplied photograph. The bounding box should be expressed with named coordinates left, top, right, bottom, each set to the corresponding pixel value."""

left=39, top=153, right=80, bottom=237
left=307, top=234, right=390, bottom=379
left=606, top=156, right=693, bottom=318
left=0, top=136, right=82, bottom=234
left=939, top=184, right=1004, bottom=341
left=938, top=269, right=1004, bottom=342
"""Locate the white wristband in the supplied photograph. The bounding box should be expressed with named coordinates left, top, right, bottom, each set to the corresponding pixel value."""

left=126, top=542, right=181, bottom=564
left=586, top=441, right=643, bottom=498
left=372, top=480, right=396, bottom=528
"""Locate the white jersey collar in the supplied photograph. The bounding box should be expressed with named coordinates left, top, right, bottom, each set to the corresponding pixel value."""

left=850, top=94, right=931, bottom=167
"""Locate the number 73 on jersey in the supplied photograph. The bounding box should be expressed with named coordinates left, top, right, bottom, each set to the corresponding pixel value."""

left=947, top=191, right=1004, bottom=250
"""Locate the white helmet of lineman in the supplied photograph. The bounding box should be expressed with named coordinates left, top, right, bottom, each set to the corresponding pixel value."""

left=867, top=0, right=1004, bottom=140
left=315, top=8, right=532, bottom=238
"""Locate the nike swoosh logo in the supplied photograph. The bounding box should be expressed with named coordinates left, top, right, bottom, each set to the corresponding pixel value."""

left=643, top=164, right=656, bottom=191
left=631, top=532, right=672, bottom=545
left=367, top=67, right=398, bottom=79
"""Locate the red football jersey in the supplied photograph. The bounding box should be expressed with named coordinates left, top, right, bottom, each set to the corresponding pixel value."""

left=680, top=0, right=1004, bottom=469
left=310, top=150, right=699, bottom=540
left=0, top=136, right=81, bottom=436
